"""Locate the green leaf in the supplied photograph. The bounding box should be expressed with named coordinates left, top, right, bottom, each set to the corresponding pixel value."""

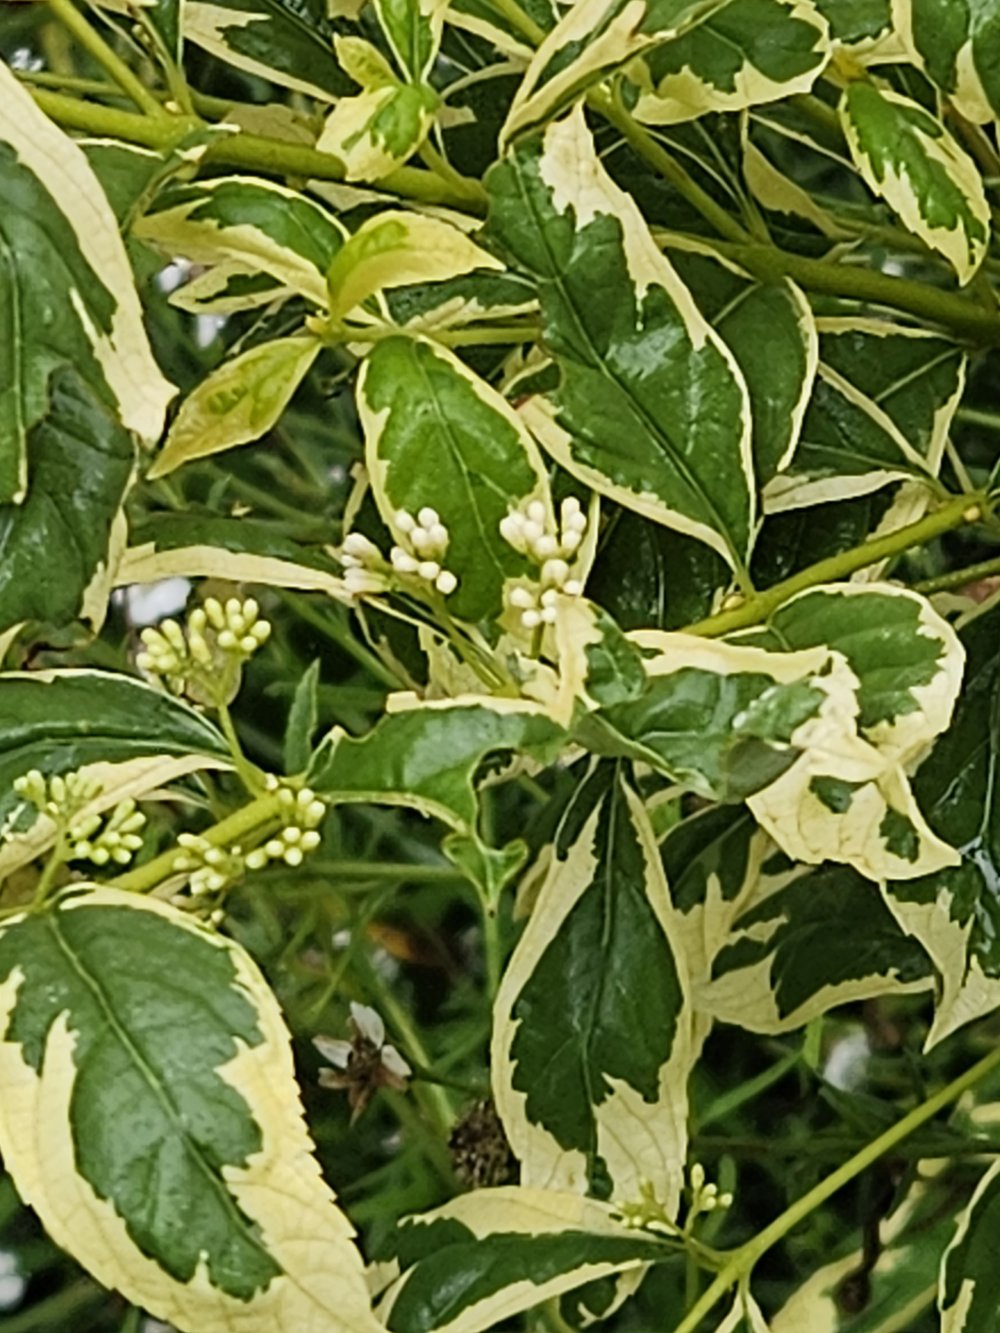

left=897, top=0, right=1000, bottom=125
left=665, top=238, right=818, bottom=484
left=118, top=512, right=349, bottom=602
left=0, top=67, right=174, bottom=506
left=134, top=177, right=347, bottom=307
left=358, top=335, right=551, bottom=622
left=326, top=213, right=502, bottom=322
left=0, top=667, right=230, bottom=877
left=446, top=0, right=557, bottom=56
left=285, top=658, right=321, bottom=773
left=814, top=0, right=900, bottom=55
left=493, top=765, right=693, bottom=1207
left=882, top=603, right=1000, bottom=1046
left=589, top=630, right=856, bottom=803
left=940, top=1159, right=1000, bottom=1332
left=149, top=335, right=321, bottom=478
left=317, top=83, right=438, bottom=182
left=0, top=887, right=378, bottom=1333
left=308, top=696, right=565, bottom=832
left=628, top=0, right=831, bottom=125
left=383, top=268, right=537, bottom=331
left=840, top=80, right=990, bottom=284
left=183, top=0, right=352, bottom=99
left=0, top=369, right=134, bottom=640
left=376, top=1186, right=672, bottom=1332
left=701, top=860, right=934, bottom=1033
left=374, top=0, right=448, bottom=80
left=487, top=106, right=754, bottom=576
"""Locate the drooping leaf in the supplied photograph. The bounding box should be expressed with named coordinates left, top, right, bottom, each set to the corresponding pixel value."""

left=627, top=0, right=831, bottom=126
left=0, top=370, right=134, bottom=640
left=487, top=106, right=754, bottom=576
left=326, top=213, right=503, bottom=322
left=375, top=1186, right=672, bottom=1332
left=134, top=177, right=347, bottom=307
left=839, top=80, right=990, bottom=284
left=700, top=860, right=934, bottom=1033
left=357, top=334, right=551, bottom=622
left=0, top=887, right=378, bottom=1333
left=896, top=0, right=1000, bottom=125
left=149, top=334, right=322, bottom=478
left=0, top=66, right=174, bottom=505
left=939, top=1159, right=1000, bottom=1332
left=665, top=237, right=818, bottom=483
left=493, top=765, right=693, bottom=1208
left=183, top=0, right=352, bottom=99
left=308, top=696, right=565, bottom=832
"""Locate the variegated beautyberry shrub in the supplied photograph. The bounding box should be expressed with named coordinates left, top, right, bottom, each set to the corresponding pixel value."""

left=2, top=0, right=1000, bottom=1329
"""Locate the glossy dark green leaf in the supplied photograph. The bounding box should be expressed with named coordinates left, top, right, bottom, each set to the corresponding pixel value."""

left=940, top=1159, right=1000, bottom=1331
left=900, top=0, right=1000, bottom=124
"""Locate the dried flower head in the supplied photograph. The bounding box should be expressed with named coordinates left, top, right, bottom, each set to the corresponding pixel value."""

left=315, top=1002, right=412, bottom=1121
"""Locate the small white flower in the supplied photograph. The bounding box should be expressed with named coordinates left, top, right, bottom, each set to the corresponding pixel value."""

left=314, top=1002, right=412, bottom=1120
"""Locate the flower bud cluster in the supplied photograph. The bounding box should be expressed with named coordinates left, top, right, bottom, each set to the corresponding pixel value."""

left=14, top=768, right=102, bottom=822
left=10, top=770, right=145, bottom=868
left=687, top=1162, right=733, bottom=1220
left=137, top=598, right=271, bottom=696
left=174, top=833, right=247, bottom=897
left=499, top=497, right=587, bottom=629
left=339, top=509, right=459, bottom=601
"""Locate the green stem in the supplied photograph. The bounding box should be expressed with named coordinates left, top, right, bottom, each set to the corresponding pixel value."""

left=913, top=554, right=1000, bottom=595
left=27, top=89, right=486, bottom=211
left=285, top=859, right=464, bottom=882
left=279, top=591, right=402, bottom=689
left=340, top=323, right=539, bottom=348
left=485, top=0, right=546, bottom=43
left=590, top=89, right=752, bottom=245
left=675, top=1043, right=1000, bottom=1333
left=0, top=1282, right=103, bottom=1333
left=111, top=792, right=283, bottom=892
left=958, top=406, right=1000, bottom=431
left=215, top=697, right=265, bottom=795
left=684, top=492, right=985, bottom=637
left=47, top=0, right=166, bottom=119
left=418, top=137, right=488, bottom=208
left=31, top=834, right=68, bottom=910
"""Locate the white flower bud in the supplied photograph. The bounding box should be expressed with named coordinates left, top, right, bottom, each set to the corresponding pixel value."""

left=499, top=514, right=524, bottom=547
left=283, top=846, right=304, bottom=867
left=521, top=609, right=542, bottom=629
left=435, top=570, right=458, bottom=595
left=526, top=500, right=546, bottom=524
left=521, top=519, right=544, bottom=546
left=534, top=534, right=559, bottom=559
left=301, top=830, right=321, bottom=851
left=417, top=560, right=441, bottom=581
left=541, top=606, right=558, bottom=624
left=391, top=547, right=419, bottom=574
left=509, top=587, right=536, bottom=609
left=561, top=528, right=582, bottom=551
left=411, top=527, right=431, bottom=552
left=417, top=506, right=439, bottom=528
left=343, top=532, right=380, bottom=560
left=428, top=523, right=449, bottom=550
left=563, top=579, right=583, bottom=597
left=540, top=588, right=559, bottom=608
left=541, top=558, right=570, bottom=587
left=217, top=629, right=237, bottom=651
left=395, top=510, right=415, bottom=533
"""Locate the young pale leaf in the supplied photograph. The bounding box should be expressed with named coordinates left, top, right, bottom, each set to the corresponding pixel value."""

left=589, top=631, right=857, bottom=803
left=701, top=861, right=934, bottom=1033
left=376, top=1186, right=671, bottom=1333
left=628, top=0, right=831, bottom=126
left=134, top=177, right=347, bottom=307
left=285, top=658, right=322, bottom=773
left=0, top=370, right=134, bottom=639
left=117, top=513, right=350, bottom=603
left=882, top=603, right=1000, bottom=1047
left=665, top=238, right=818, bottom=483
left=326, top=213, right=502, bottom=322
left=0, top=668, right=230, bottom=876
left=895, top=0, right=1000, bottom=124
left=940, top=1159, right=1000, bottom=1332
left=839, top=81, right=990, bottom=284
left=488, top=106, right=754, bottom=575
left=0, top=66, right=174, bottom=505
left=149, top=335, right=321, bottom=478
left=308, top=696, right=564, bottom=832
left=184, top=0, right=352, bottom=99
left=0, top=887, right=377, bottom=1333
left=317, top=84, right=438, bottom=183
left=500, top=0, right=724, bottom=142
left=374, top=0, right=448, bottom=80
left=493, top=766, right=693, bottom=1208
left=358, top=335, right=551, bottom=622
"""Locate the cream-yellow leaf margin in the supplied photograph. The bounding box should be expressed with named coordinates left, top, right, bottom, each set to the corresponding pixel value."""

left=492, top=782, right=693, bottom=1215
left=0, top=66, right=175, bottom=457
left=0, top=887, right=379, bottom=1333
left=115, top=542, right=353, bottom=603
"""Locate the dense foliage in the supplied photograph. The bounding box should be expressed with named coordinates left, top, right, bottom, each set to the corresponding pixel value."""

left=3, top=0, right=1000, bottom=1329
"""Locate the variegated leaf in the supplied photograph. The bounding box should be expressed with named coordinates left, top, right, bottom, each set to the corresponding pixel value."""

left=0, top=65, right=173, bottom=507
left=0, top=887, right=378, bottom=1333
left=149, top=335, right=322, bottom=478
left=184, top=0, right=352, bottom=99
left=317, top=83, right=438, bottom=183
left=383, top=269, right=536, bottom=331
left=493, top=765, right=693, bottom=1208
left=894, top=0, right=1000, bottom=125
left=816, top=0, right=905, bottom=57
left=357, top=334, right=551, bottom=622
left=446, top=0, right=558, bottom=57
left=0, top=669, right=231, bottom=878
left=940, top=1159, right=1000, bottom=1332
left=375, top=1186, right=671, bottom=1332
left=665, top=237, right=818, bottom=483
left=375, top=0, right=449, bottom=80
left=700, top=860, right=934, bottom=1033
left=326, top=213, right=502, bottom=322
left=487, top=106, right=754, bottom=576
left=882, top=602, right=1000, bottom=1047
left=840, top=80, right=990, bottom=284
left=628, top=0, right=831, bottom=126
left=134, top=177, right=347, bottom=308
